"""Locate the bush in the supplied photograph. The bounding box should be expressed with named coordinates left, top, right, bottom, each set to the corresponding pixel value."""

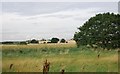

left=60, top=39, right=66, bottom=43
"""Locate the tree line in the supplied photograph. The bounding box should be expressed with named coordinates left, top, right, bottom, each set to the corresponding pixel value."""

left=1, top=38, right=67, bottom=45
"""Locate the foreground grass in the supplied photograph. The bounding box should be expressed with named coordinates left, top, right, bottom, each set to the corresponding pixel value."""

left=2, top=43, right=118, bottom=72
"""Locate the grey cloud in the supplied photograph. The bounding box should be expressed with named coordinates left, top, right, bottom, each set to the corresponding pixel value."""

left=2, top=2, right=73, bottom=16
left=42, top=14, right=73, bottom=19
left=2, top=2, right=117, bottom=16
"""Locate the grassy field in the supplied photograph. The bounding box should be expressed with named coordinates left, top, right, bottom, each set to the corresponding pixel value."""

left=2, top=43, right=118, bottom=72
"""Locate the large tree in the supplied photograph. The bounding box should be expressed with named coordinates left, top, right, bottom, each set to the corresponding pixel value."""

left=30, top=39, right=39, bottom=44
left=74, top=12, right=120, bottom=49
left=51, top=38, right=59, bottom=43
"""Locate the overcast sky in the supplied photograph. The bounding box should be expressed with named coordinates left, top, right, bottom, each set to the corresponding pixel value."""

left=1, top=2, right=118, bottom=41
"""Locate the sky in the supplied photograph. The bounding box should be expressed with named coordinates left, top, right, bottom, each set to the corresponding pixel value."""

left=1, top=2, right=118, bottom=41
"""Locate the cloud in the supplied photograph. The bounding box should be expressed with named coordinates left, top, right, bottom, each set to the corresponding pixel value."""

left=2, top=2, right=118, bottom=41
left=2, top=2, right=118, bottom=16
left=3, top=8, right=100, bottom=30
left=2, top=8, right=93, bottom=41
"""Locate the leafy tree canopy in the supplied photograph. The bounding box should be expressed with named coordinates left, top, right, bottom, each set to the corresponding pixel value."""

left=51, top=38, right=59, bottom=43
left=74, top=12, right=120, bottom=49
left=30, top=39, right=39, bottom=44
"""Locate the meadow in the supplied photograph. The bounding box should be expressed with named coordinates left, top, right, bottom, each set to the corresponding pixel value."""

left=2, top=43, right=118, bottom=72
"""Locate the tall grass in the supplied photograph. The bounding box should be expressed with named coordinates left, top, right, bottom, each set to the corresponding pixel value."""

left=2, top=44, right=118, bottom=72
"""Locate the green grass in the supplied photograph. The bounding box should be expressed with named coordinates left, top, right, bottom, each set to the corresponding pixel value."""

left=1, top=44, right=118, bottom=72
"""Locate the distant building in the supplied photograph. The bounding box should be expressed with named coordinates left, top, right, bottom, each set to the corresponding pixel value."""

left=39, top=40, right=51, bottom=44
left=38, top=39, right=76, bottom=44
left=67, top=40, right=76, bottom=44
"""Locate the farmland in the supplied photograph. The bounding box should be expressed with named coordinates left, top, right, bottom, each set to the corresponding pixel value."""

left=2, top=43, right=118, bottom=72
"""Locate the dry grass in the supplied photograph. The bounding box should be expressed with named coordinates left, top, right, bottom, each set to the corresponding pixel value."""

left=2, top=43, right=118, bottom=72
left=2, top=43, right=76, bottom=50
left=3, top=54, right=118, bottom=72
